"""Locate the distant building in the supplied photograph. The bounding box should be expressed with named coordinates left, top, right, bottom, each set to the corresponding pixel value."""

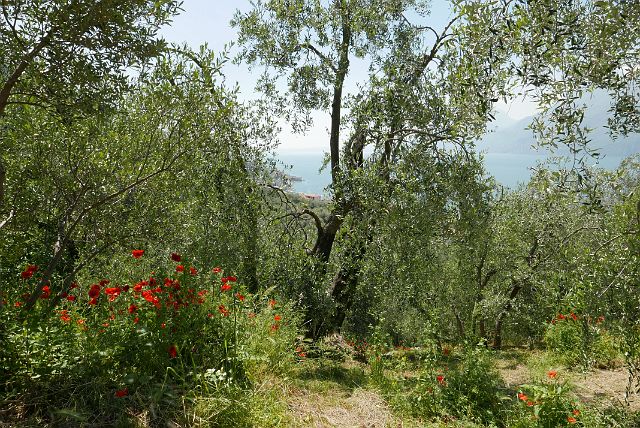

left=302, top=193, right=322, bottom=200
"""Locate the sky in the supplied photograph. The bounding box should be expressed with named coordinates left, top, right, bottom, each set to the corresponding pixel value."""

left=159, top=0, right=537, bottom=154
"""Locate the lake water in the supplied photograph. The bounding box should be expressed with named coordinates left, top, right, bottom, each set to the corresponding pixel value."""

left=276, top=153, right=628, bottom=196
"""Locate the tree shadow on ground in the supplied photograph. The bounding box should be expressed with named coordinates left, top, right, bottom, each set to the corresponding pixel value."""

left=293, top=359, right=367, bottom=393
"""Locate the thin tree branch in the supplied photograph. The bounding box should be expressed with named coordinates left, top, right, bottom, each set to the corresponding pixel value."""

left=299, top=42, right=338, bottom=73
left=0, top=208, right=14, bottom=229
left=591, top=229, right=639, bottom=257
left=0, top=29, right=53, bottom=115
left=598, top=265, right=627, bottom=298
left=24, top=149, right=186, bottom=311
left=301, top=208, right=323, bottom=236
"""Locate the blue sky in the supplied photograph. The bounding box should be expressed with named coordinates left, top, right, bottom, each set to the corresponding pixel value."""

left=159, top=1, right=536, bottom=154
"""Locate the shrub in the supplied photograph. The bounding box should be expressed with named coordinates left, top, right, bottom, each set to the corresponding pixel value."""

left=1, top=251, right=300, bottom=425
left=544, top=312, right=619, bottom=368
left=509, top=370, right=581, bottom=428
left=407, top=345, right=504, bottom=425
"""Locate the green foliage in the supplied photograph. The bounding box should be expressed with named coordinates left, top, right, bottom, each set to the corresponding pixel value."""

left=544, top=312, right=621, bottom=369
left=510, top=373, right=579, bottom=428
left=1, top=252, right=301, bottom=425
left=0, top=0, right=180, bottom=116
left=382, top=345, right=504, bottom=425
left=440, top=346, right=505, bottom=424
left=2, top=0, right=640, bottom=426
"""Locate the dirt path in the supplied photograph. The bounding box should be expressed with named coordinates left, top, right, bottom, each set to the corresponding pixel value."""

left=495, top=355, right=640, bottom=412
left=287, top=387, right=400, bottom=428
left=573, top=368, right=640, bottom=412
left=285, top=356, right=639, bottom=427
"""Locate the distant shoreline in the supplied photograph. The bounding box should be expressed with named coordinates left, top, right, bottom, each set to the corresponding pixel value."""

left=277, top=152, right=632, bottom=195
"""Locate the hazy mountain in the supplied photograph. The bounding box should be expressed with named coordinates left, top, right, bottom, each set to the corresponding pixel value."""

left=479, top=93, right=640, bottom=157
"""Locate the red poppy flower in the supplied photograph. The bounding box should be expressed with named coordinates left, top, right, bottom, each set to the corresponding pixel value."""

left=212, top=267, right=222, bottom=273
left=526, top=400, right=534, bottom=407
left=77, top=318, right=85, bottom=325
left=168, top=345, right=177, bottom=358
left=66, top=295, right=76, bottom=302
left=133, top=280, right=148, bottom=292
left=40, top=285, right=51, bottom=299
left=235, top=293, right=245, bottom=302
left=59, top=310, right=71, bottom=323
left=572, top=409, right=580, bottom=416
left=218, top=305, right=230, bottom=317
left=105, top=287, right=121, bottom=301
left=436, top=375, right=446, bottom=386
left=274, top=314, right=282, bottom=322
left=171, top=252, right=181, bottom=262
left=570, top=312, right=578, bottom=321
left=270, top=323, right=280, bottom=331
left=88, top=297, right=98, bottom=305
left=518, top=392, right=528, bottom=401
left=128, top=304, right=137, bottom=314
left=69, top=282, right=79, bottom=289
left=21, top=264, right=38, bottom=279
left=142, top=290, right=160, bottom=307
left=548, top=370, right=558, bottom=379
left=88, top=284, right=101, bottom=298
left=176, top=265, right=184, bottom=273
left=557, top=313, right=566, bottom=320
left=131, top=250, right=144, bottom=259
left=268, top=299, right=276, bottom=308
left=189, top=266, right=198, bottom=276
left=221, top=284, right=232, bottom=292
left=567, top=416, right=577, bottom=424
left=14, top=301, right=22, bottom=308
left=115, top=388, right=128, bottom=397
left=133, top=317, right=139, bottom=324
left=227, top=275, right=237, bottom=282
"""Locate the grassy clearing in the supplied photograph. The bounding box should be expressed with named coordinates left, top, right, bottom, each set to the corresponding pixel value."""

left=3, top=341, right=639, bottom=427
left=276, top=345, right=639, bottom=428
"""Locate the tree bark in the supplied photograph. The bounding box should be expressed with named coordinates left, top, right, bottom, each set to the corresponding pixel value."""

left=493, top=281, right=523, bottom=349
left=329, top=238, right=365, bottom=332
left=493, top=236, right=539, bottom=349
left=471, top=258, right=497, bottom=341
left=453, top=307, right=465, bottom=339
left=327, top=0, right=351, bottom=186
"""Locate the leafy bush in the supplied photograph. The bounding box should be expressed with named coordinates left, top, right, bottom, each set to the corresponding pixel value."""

left=406, top=345, right=504, bottom=425
left=509, top=370, right=581, bottom=428
left=305, top=334, right=355, bottom=362
left=544, top=312, right=619, bottom=368
left=1, top=251, right=300, bottom=425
